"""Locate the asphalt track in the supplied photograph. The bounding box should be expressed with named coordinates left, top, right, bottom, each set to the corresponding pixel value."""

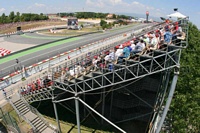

left=0, top=24, right=148, bottom=78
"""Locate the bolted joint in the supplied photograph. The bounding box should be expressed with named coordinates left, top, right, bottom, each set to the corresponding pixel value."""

left=174, top=65, right=180, bottom=75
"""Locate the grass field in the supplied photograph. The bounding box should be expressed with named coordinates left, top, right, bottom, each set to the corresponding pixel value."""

left=39, top=25, right=102, bottom=36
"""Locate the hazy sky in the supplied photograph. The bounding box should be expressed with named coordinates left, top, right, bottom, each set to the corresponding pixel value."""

left=0, top=0, right=199, bottom=28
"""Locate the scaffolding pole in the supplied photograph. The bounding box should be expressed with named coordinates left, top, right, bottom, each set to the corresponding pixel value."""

left=75, top=97, right=81, bottom=133
left=53, top=101, right=62, bottom=133
left=156, top=73, right=178, bottom=133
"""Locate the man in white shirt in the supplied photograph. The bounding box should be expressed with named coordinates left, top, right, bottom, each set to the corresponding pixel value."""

left=115, top=45, right=123, bottom=59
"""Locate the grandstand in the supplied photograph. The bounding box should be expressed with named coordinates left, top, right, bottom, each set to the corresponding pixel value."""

left=6, top=17, right=189, bottom=133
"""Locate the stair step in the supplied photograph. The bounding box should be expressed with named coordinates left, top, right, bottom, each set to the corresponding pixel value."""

left=36, top=122, right=47, bottom=131
left=15, top=102, right=25, bottom=109
left=93, top=71, right=102, bottom=75
left=68, top=79, right=76, bottom=84
left=84, top=73, right=93, bottom=78
left=18, top=106, right=29, bottom=113
left=38, top=124, right=48, bottom=133
left=21, top=109, right=30, bottom=116
left=76, top=76, right=84, bottom=81
left=31, top=117, right=44, bottom=127
left=14, top=100, right=23, bottom=106
left=32, top=117, right=41, bottom=124
left=41, top=127, right=56, bottom=133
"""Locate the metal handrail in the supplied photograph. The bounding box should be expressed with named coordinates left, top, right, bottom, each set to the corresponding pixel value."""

left=9, top=99, right=36, bottom=131
left=7, top=125, right=20, bottom=133
left=20, top=96, right=58, bottom=132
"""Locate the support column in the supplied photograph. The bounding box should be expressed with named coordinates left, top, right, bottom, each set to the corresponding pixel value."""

left=156, top=73, right=178, bottom=133
left=75, top=97, right=81, bottom=133
left=53, top=101, right=62, bottom=133
left=101, top=88, right=105, bottom=124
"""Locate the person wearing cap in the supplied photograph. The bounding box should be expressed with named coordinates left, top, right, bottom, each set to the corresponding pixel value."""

left=131, top=39, right=145, bottom=55
left=115, top=44, right=124, bottom=59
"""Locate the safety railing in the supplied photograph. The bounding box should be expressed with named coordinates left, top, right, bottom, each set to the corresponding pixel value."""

left=9, top=98, right=36, bottom=131
left=0, top=23, right=159, bottom=91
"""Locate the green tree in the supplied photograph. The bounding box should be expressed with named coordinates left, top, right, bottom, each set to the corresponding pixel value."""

left=1, top=13, right=6, bottom=23
left=9, top=11, right=15, bottom=22
left=170, top=23, right=200, bottom=133
left=100, top=19, right=107, bottom=27
left=113, top=14, right=116, bottom=19
left=13, top=12, right=20, bottom=22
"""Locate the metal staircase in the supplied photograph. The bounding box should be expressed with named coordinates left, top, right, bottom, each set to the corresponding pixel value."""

left=9, top=94, right=57, bottom=133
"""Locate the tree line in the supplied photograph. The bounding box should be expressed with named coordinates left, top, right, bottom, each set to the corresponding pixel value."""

left=0, top=11, right=48, bottom=24
left=57, top=12, right=131, bottom=19
left=0, top=11, right=131, bottom=24
left=167, top=23, right=200, bottom=132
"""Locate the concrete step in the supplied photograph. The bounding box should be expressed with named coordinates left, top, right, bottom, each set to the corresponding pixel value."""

left=21, top=109, right=30, bottom=116
left=32, top=117, right=42, bottom=126
left=36, top=123, right=47, bottom=132
left=40, top=127, right=54, bottom=133
left=11, top=94, right=21, bottom=103
left=17, top=105, right=28, bottom=111
left=15, top=102, right=25, bottom=109
left=24, top=112, right=37, bottom=121
left=13, top=100, right=23, bottom=106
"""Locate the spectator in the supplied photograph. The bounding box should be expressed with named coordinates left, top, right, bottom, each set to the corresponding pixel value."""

left=131, top=39, right=145, bottom=55
left=2, top=89, right=7, bottom=98
left=148, top=34, right=158, bottom=51
left=115, top=45, right=123, bottom=59
left=118, top=46, right=130, bottom=63
left=164, top=26, right=172, bottom=44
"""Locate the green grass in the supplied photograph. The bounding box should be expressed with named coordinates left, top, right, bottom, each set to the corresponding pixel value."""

left=39, top=26, right=102, bottom=36
left=21, top=34, right=63, bottom=39
left=44, top=116, right=113, bottom=133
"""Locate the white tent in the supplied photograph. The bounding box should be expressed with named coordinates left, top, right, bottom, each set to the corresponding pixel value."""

left=167, top=12, right=187, bottom=18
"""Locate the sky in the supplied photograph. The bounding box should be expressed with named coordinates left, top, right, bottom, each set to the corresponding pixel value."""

left=0, top=0, right=200, bottom=28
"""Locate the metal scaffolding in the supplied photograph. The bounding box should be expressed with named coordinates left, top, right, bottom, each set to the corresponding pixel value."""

left=19, top=17, right=189, bottom=133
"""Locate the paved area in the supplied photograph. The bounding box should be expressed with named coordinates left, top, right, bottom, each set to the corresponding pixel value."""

left=3, top=33, right=66, bottom=45
left=0, top=37, right=35, bottom=52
